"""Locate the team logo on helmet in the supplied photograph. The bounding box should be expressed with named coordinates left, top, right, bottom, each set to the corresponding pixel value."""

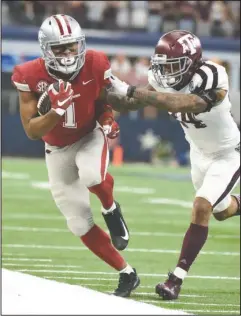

left=177, top=34, right=198, bottom=55
left=36, top=81, right=49, bottom=92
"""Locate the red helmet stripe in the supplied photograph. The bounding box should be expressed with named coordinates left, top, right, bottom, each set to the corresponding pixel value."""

left=53, top=15, right=64, bottom=35
left=62, top=15, right=72, bottom=34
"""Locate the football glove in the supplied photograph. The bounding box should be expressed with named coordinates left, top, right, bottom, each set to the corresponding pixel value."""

left=99, top=115, right=120, bottom=139
left=48, top=80, right=74, bottom=116
left=108, top=75, right=129, bottom=97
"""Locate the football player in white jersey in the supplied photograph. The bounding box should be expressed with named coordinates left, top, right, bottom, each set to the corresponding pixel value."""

left=106, top=30, right=240, bottom=300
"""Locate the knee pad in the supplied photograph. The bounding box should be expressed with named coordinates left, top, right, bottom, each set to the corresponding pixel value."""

left=67, top=215, right=94, bottom=236
left=78, top=167, right=101, bottom=187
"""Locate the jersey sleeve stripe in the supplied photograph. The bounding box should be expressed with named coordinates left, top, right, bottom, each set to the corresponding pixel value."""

left=13, top=81, right=31, bottom=92
left=204, top=64, right=218, bottom=89
left=195, top=69, right=208, bottom=92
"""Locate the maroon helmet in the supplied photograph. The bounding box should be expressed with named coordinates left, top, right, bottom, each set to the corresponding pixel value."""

left=151, top=30, right=203, bottom=89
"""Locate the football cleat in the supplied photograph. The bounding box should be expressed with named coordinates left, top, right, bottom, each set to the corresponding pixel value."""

left=155, top=272, right=183, bottom=300
left=102, top=201, right=129, bottom=251
left=113, top=268, right=140, bottom=297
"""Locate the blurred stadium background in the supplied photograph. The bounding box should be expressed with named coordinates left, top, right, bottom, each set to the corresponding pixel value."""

left=2, top=2, right=240, bottom=314
left=2, top=0, right=240, bottom=165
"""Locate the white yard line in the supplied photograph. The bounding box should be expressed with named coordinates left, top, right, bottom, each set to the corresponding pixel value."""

left=145, top=198, right=193, bottom=208
left=3, top=263, right=82, bottom=268
left=44, top=276, right=118, bottom=281
left=2, top=171, right=30, bottom=179
left=3, top=226, right=68, bottom=233
left=3, top=194, right=48, bottom=200
left=2, top=258, right=52, bottom=262
left=108, top=292, right=205, bottom=298
left=3, top=214, right=63, bottom=220
left=142, top=300, right=240, bottom=307
left=12, top=269, right=240, bottom=280
left=4, top=214, right=239, bottom=226
left=179, top=310, right=239, bottom=314
left=72, top=284, right=206, bottom=298
left=3, top=253, right=28, bottom=256
left=3, top=243, right=239, bottom=256
left=3, top=226, right=239, bottom=239
left=31, top=182, right=157, bottom=195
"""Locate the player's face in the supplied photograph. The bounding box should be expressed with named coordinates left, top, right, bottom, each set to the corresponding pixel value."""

left=51, top=42, right=78, bottom=57
left=161, top=62, right=180, bottom=76
left=50, top=42, right=79, bottom=68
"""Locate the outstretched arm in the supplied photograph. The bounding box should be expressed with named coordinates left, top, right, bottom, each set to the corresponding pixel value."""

left=107, top=77, right=227, bottom=114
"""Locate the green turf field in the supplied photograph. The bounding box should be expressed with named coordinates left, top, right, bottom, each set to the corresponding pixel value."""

left=2, top=157, right=240, bottom=315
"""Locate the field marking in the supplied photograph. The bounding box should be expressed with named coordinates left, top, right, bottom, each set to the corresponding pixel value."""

left=11, top=269, right=240, bottom=280
left=3, top=263, right=82, bottom=268
left=108, top=291, right=206, bottom=298
left=2, top=258, right=52, bottom=262
left=45, top=276, right=119, bottom=281
left=179, top=310, right=239, bottom=314
left=2, top=171, right=30, bottom=179
left=145, top=198, right=193, bottom=208
left=3, top=226, right=67, bottom=233
left=3, top=214, right=64, bottom=220
left=71, top=284, right=206, bottom=298
left=31, top=181, right=157, bottom=195
left=3, top=243, right=239, bottom=256
left=142, top=300, right=240, bottom=307
left=3, top=253, right=28, bottom=256
left=3, top=225, right=239, bottom=239
left=4, top=213, right=239, bottom=227
left=4, top=194, right=48, bottom=200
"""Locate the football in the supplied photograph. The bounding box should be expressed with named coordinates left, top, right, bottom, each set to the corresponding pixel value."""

left=37, top=81, right=67, bottom=115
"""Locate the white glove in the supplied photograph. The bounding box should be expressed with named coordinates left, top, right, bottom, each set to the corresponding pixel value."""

left=108, top=75, right=129, bottom=96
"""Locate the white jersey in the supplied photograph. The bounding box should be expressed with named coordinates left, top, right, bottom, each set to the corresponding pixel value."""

left=148, top=61, right=240, bottom=155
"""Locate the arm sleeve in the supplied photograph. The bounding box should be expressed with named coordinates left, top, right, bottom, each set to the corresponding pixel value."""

left=11, top=66, right=31, bottom=92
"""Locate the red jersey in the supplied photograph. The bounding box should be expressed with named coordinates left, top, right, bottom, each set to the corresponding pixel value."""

left=11, top=50, right=112, bottom=147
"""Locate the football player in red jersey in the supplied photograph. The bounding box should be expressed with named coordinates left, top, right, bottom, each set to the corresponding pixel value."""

left=11, top=14, right=140, bottom=297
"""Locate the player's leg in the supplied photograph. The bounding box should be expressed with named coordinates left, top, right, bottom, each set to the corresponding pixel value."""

left=156, top=149, right=240, bottom=300
left=212, top=190, right=240, bottom=221
left=45, top=142, right=140, bottom=297
left=156, top=148, right=212, bottom=300
left=75, top=127, right=129, bottom=251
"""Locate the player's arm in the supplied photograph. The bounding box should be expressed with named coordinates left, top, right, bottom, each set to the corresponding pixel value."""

left=18, top=90, right=62, bottom=140
left=107, top=76, right=227, bottom=113
left=95, top=87, right=113, bottom=121
left=95, top=87, right=120, bottom=139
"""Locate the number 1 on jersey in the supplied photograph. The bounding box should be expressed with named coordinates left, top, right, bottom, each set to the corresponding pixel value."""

left=63, top=103, right=77, bottom=128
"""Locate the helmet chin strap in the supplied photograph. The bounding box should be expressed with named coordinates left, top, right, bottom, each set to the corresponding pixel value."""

left=57, top=57, right=78, bottom=74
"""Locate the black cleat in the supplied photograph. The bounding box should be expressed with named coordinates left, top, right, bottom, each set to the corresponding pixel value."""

left=113, top=268, right=140, bottom=297
left=102, top=201, right=129, bottom=250
left=155, top=272, right=182, bottom=300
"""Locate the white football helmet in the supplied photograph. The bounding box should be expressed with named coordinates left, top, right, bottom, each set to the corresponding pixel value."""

left=38, top=14, right=86, bottom=80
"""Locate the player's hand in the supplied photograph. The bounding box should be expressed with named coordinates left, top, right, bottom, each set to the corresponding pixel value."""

left=100, top=117, right=120, bottom=139
left=107, top=75, right=129, bottom=97
left=48, top=80, right=74, bottom=116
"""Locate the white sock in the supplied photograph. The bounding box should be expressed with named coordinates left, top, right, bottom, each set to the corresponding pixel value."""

left=101, top=202, right=116, bottom=214
left=120, top=264, right=134, bottom=274
left=173, top=267, right=188, bottom=280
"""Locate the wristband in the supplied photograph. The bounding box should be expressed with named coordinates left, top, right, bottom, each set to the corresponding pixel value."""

left=127, top=85, right=136, bottom=98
